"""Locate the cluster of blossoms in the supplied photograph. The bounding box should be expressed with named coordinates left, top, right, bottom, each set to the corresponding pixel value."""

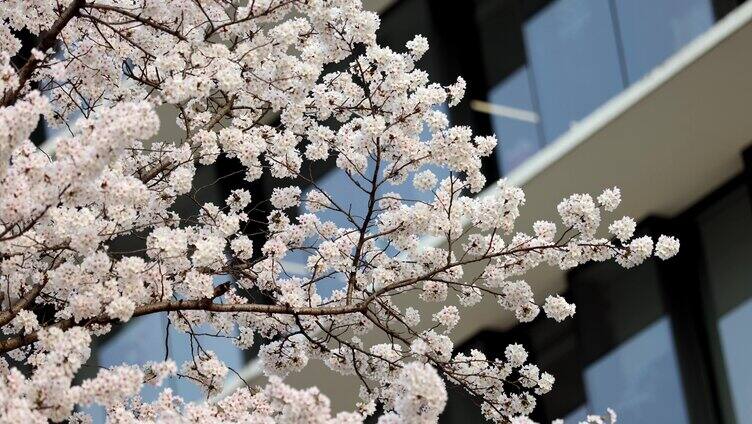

left=0, top=0, right=678, bottom=422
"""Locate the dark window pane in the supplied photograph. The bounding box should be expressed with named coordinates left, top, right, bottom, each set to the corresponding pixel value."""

left=697, top=186, right=752, bottom=423
left=614, top=0, right=714, bottom=83
left=583, top=317, right=690, bottom=423
left=487, top=67, right=543, bottom=174
left=570, top=256, right=690, bottom=423
left=523, top=0, right=624, bottom=142
left=718, top=299, right=752, bottom=424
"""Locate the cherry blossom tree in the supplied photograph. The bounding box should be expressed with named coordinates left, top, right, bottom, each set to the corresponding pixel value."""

left=0, top=1, right=680, bottom=422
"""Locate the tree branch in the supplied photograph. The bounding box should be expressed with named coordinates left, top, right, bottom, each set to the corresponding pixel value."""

left=0, top=277, right=48, bottom=327
left=1, top=0, right=86, bottom=107
left=84, top=3, right=187, bottom=41
left=0, top=282, right=366, bottom=354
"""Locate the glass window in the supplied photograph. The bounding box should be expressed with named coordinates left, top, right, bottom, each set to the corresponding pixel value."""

left=583, top=317, right=690, bottom=423
left=718, top=299, right=752, bottom=423
left=523, top=0, right=625, bottom=143
left=613, top=0, right=714, bottom=83
left=697, top=186, right=752, bottom=423
left=570, top=249, right=691, bottom=424
left=487, top=67, right=543, bottom=174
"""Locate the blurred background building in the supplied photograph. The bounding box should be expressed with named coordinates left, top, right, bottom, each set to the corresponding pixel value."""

left=58, top=0, right=752, bottom=422
left=367, top=0, right=752, bottom=422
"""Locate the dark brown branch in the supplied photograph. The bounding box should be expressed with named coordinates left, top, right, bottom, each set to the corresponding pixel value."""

left=85, top=3, right=187, bottom=41
left=0, top=277, right=48, bottom=327
left=1, top=0, right=86, bottom=107
left=0, top=283, right=366, bottom=354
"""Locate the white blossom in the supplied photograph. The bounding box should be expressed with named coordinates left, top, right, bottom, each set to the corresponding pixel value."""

left=406, top=35, right=429, bottom=59
left=433, top=305, right=460, bottom=331
left=655, top=235, right=680, bottom=260
left=105, top=296, right=135, bottom=322
left=0, top=2, right=676, bottom=422
left=271, top=186, right=302, bottom=210
left=413, top=169, right=438, bottom=192
left=609, top=216, right=636, bottom=242
left=505, top=344, right=528, bottom=367
left=393, top=363, right=447, bottom=422
left=533, top=220, right=557, bottom=243
left=598, top=187, right=622, bottom=212
left=543, top=295, right=576, bottom=322
left=231, top=235, right=254, bottom=260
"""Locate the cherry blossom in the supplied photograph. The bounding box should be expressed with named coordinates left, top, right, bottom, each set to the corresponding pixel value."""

left=0, top=1, right=678, bottom=422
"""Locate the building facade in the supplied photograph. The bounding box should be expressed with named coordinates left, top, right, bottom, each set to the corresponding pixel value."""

left=84, top=0, right=752, bottom=423
left=370, top=0, right=751, bottom=422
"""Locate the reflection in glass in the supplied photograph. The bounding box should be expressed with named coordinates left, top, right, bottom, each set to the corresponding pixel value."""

left=486, top=67, right=542, bottom=174
left=614, top=0, right=714, bottom=83
left=523, top=0, right=624, bottom=143
left=718, top=298, right=752, bottom=423
left=697, top=186, right=752, bottom=423
left=583, top=318, right=690, bottom=423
